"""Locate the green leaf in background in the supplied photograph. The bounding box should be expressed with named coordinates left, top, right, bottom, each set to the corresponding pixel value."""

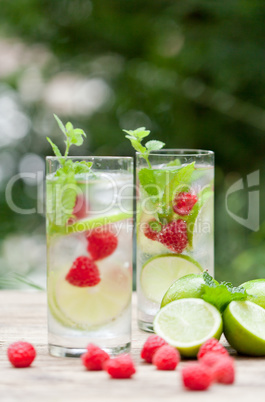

left=201, top=271, right=247, bottom=312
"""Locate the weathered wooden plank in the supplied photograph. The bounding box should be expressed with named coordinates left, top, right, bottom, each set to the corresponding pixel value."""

left=0, top=291, right=265, bottom=402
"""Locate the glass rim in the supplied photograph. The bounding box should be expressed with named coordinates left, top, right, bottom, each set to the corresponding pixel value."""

left=46, top=156, right=133, bottom=161
left=136, top=148, right=214, bottom=157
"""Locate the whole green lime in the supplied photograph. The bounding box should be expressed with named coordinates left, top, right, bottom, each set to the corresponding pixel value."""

left=223, top=301, right=265, bottom=356
left=241, top=279, right=265, bottom=309
left=161, top=273, right=205, bottom=308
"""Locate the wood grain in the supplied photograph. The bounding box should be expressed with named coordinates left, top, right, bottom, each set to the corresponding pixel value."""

left=0, top=291, right=265, bottom=401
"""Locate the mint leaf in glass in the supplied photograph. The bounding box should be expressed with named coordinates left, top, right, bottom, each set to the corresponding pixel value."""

left=46, top=115, right=92, bottom=233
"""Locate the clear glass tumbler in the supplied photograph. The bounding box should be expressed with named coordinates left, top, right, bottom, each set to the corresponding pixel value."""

left=46, top=156, right=133, bottom=357
left=136, top=149, right=214, bottom=332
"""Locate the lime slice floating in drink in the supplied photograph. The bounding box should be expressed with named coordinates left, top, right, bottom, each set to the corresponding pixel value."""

left=154, top=298, right=222, bottom=357
left=48, top=263, right=132, bottom=329
left=140, top=254, right=203, bottom=304
left=223, top=300, right=265, bottom=356
left=137, top=212, right=169, bottom=255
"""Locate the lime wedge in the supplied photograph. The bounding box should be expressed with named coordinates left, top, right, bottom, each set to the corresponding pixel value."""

left=48, top=263, right=131, bottom=329
left=187, top=186, right=213, bottom=250
left=154, top=298, right=222, bottom=357
left=241, top=279, right=265, bottom=309
left=137, top=212, right=168, bottom=255
left=140, top=254, right=203, bottom=304
left=223, top=301, right=265, bottom=356
left=161, top=273, right=205, bottom=308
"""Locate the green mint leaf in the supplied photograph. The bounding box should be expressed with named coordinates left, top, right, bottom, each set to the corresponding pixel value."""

left=149, top=220, right=162, bottom=233
left=145, top=140, right=165, bottom=152
left=167, top=158, right=181, bottom=167
left=65, top=124, right=86, bottom=147
left=138, top=168, right=159, bottom=196
left=203, top=271, right=218, bottom=287
left=125, top=136, right=146, bottom=154
left=201, top=272, right=247, bottom=312
left=54, top=114, right=66, bottom=136
left=73, top=161, right=93, bottom=174
left=161, top=162, right=195, bottom=205
left=46, top=174, right=77, bottom=231
left=123, top=127, right=150, bottom=140
left=46, top=137, right=63, bottom=162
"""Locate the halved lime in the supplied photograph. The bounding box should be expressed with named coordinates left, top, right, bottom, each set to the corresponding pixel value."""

left=48, top=263, right=131, bottom=329
left=223, top=301, right=265, bottom=356
left=241, top=279, right=265, bottom=309
left=161, top=273, right=205, bottom=308
left=140, top=254, right=203, bottom=304
left=154, top=298, right=222, bottom=357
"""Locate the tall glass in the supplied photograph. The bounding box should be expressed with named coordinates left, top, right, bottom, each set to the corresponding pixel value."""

left=46, top=156, right=133, bottom=357
left=136, top=149, right=214, bottom=332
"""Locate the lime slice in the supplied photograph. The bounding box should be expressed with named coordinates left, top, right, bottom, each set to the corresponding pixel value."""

left=137, top=212, right=168, bottom=255
left=140, top=254, right=203, bottom=304
left=241, top=279, right=265, bottom=309
left=223, top=301, right=265, bottom=356
left=48, top=263, right=131, bottom=329
left=187, top=187, right=213, bottom=250
left=161, top=273, right=205, bottom=308
left=154, top=298, right=222, bottom=357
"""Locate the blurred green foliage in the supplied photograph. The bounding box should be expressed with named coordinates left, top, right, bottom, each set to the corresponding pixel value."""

left=0, top=0, right=265, bottom=287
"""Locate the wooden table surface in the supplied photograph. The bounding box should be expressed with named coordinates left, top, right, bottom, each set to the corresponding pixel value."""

left=0, top=290, right=265, bottom=402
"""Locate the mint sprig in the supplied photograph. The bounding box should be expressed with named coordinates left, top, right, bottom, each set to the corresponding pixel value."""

left=46, top=115, right=92, bottom=233
left=123, top=127, right=165, bottom=168
left=201, top=271, right=247, bottom=313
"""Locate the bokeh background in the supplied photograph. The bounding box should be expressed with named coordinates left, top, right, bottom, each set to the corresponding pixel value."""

left=0, top=0, right=264, bottom=289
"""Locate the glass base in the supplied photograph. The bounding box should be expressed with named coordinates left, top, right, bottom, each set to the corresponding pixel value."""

left=138, top=319, right=154, bottom=333
left=49, top=342, right=131, bottom=358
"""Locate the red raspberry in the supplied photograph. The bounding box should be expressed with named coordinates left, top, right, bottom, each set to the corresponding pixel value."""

left=81, top=344, right=110, bottom=371
left=152, top=345, right=180, bottom=370
left=141, top=335, right=167, bottom=363
left=157, top=219, right=188, bottom=253
left=213, top=357, right=235, bottom=384
left=143, top=219, right=162, bottom=241
left=105, top=354, right=136, bottom=379
left=65, top=256, right=100, bottom=287
left=173, top=192, right=198, bottom=216
left=199, top=351, right=223, bottom=368
left=182, top=363, right=213, bottom=391
left=197, top=338, right=229, bottom=360
left=7, top=341, right=36, bottom=368
left=87, top=228, right=118, bottom=261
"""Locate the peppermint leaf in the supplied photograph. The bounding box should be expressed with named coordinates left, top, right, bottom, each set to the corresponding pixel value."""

left=125, top=136, right=146, bottom=154
left=145, top=140, right=165, bottom=152
left=138, top=168, right=159, bottom=196
left=53, top=114, right=66, bottom=136
left=201, top=272, right=247, bottom=312
left=123, top=127, right=150, bottom=140
left=161, top=162, right=195, bottom=205
left=46, top=137, right=63, bottom=162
